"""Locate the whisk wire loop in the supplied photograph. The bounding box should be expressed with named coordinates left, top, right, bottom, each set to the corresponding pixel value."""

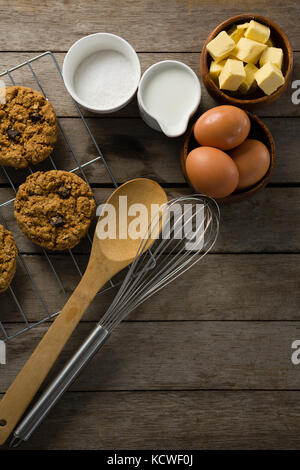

left=102, top=195, right=220, bottom=332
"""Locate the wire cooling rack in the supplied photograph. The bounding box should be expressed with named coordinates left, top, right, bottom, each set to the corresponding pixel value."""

left=0, top=51, right=120, bottom=342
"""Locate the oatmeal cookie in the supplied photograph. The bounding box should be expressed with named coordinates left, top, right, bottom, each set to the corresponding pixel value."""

left=0, top=86, right=57, bottom=168
left=14, top=170, right=96, bottom=251
left=0, top=224, right=18, bottom=292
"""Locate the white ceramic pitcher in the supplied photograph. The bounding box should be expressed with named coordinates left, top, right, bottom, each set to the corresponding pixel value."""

left=137, top=60, right=201, bottom=137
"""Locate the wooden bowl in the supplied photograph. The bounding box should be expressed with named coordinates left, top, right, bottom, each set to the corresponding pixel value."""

left=180, top=111, right=275, bottom=203
left=200, top=14, right=293, bottom=109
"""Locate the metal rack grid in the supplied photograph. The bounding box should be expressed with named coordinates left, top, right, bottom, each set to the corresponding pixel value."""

left=0, top=51, right=121, bottom=342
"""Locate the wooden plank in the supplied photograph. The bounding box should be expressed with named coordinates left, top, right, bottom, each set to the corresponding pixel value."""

left=0, top=116, right=299, bottom=185
left=0, top=52, right=299, bottom=118
left=0, top=254, right=299, bottom=323
left=266, top=118, right=300, bottom=182
left=5, top=390, right=300, bottom=450
left=82, top=115, right=299, bottom=183
left=58, top=116, right=300, bottom=184
left=0, top=0, right=299, bottom=51
left=1, top=187, right=299, bottom=253
left=1, top=321, right=300, bottom=391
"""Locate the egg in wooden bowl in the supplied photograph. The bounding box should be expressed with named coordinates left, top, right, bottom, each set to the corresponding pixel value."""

left=180, top=107, right=275, bottom=203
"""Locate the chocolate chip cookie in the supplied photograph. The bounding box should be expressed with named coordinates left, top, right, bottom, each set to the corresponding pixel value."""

left=0, top=225, right=18, bottom=292
left=0, top=86, right=57, bottom=168
left=14, top=170, right=96, bottom=251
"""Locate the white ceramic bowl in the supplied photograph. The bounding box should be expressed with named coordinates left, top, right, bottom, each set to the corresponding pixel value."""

left=63, top=33, right=141, bottom=113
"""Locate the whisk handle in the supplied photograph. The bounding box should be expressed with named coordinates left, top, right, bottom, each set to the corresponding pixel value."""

left=11, top=324, right=109, bottom=447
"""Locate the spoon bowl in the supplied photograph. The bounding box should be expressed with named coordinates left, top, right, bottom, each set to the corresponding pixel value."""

left=96, top=178, right=167, bottom=262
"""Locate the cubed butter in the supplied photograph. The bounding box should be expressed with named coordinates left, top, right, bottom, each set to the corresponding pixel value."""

left=259, top=46, right=283, bottom=69
left=209, top=60, right=226, bottom=83
left=228, top=25, right=244, bottom=43
left=206, top=31, right=236, bottom=62
left=266, top=38, right=274, bottom=47
left=219, top=59, right=246, bottom=91
left=254, top=61, right=285, bottom=95
left=237, top=22, right=249, bottom=30
left=244, top=20, right=270, bottom=44
left=234, top=37, right=267, bottom=63
left=239, top=63, right=258, bottom=93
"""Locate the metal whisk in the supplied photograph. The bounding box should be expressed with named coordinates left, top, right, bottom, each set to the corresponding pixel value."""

left=11, top=194, right=220, bottom=446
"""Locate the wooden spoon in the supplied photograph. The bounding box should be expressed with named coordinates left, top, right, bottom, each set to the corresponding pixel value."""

left=0, top=178, right=168, bottom=445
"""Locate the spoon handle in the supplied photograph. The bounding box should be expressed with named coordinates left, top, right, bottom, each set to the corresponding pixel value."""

left=12, top=324, right=109, bottom=446
left=0, top=265, right=110, bottom=446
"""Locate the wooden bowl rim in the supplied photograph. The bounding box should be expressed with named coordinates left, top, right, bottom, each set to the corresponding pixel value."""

left=200, top=13, right=293, bottom=107
left=180, top=110, right=276, bottom=203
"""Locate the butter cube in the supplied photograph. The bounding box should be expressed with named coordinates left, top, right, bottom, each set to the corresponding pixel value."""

left=209, top=60, right=226, bottom=83
left=244, top=20, right=270, bottom=44
left=228, top=25, right=244, bottom=43
left=266, top=38, right=274, bottom=47
left=237, top=22, right=250, bottom=30
left=234, top=37, right=267, bottom=63
left=239, top=63, right=258, bottom=93
left=255, top=61, right=285, bottom=95
left=219, top=59, right=246, bottom=91
left=206, top=31, right=236, bottom=62
left=259, top=46, right=283, bottom=69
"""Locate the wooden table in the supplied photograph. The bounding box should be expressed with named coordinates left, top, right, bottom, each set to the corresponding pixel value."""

left=0, top=0, right=300, bottom=450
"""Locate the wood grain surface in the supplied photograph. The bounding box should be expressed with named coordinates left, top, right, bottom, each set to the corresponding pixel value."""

left=0, top=117, right=299, bottom=185
left=1, top=321, right=300, bottom=392
left=0, top=0, right=299, bottom=451
left=0, top=254, right=299, bottom=323
left=0, top=0, right=299, bottom=51
left=3, top=391, right=298, bottom=450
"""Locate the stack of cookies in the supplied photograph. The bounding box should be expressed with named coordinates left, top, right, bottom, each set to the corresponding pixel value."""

left=0, top=86, right=96, bottom=292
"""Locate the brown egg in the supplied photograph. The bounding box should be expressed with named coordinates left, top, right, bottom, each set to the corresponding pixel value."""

left=186, top=146, right=239, bottom=198
left=229, top=139, right=270, bottom=190
left=194, top=105, right=250, bottom=150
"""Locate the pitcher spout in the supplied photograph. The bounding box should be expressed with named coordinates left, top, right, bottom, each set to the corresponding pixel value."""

left=159, top=119, right=190, bottom=138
